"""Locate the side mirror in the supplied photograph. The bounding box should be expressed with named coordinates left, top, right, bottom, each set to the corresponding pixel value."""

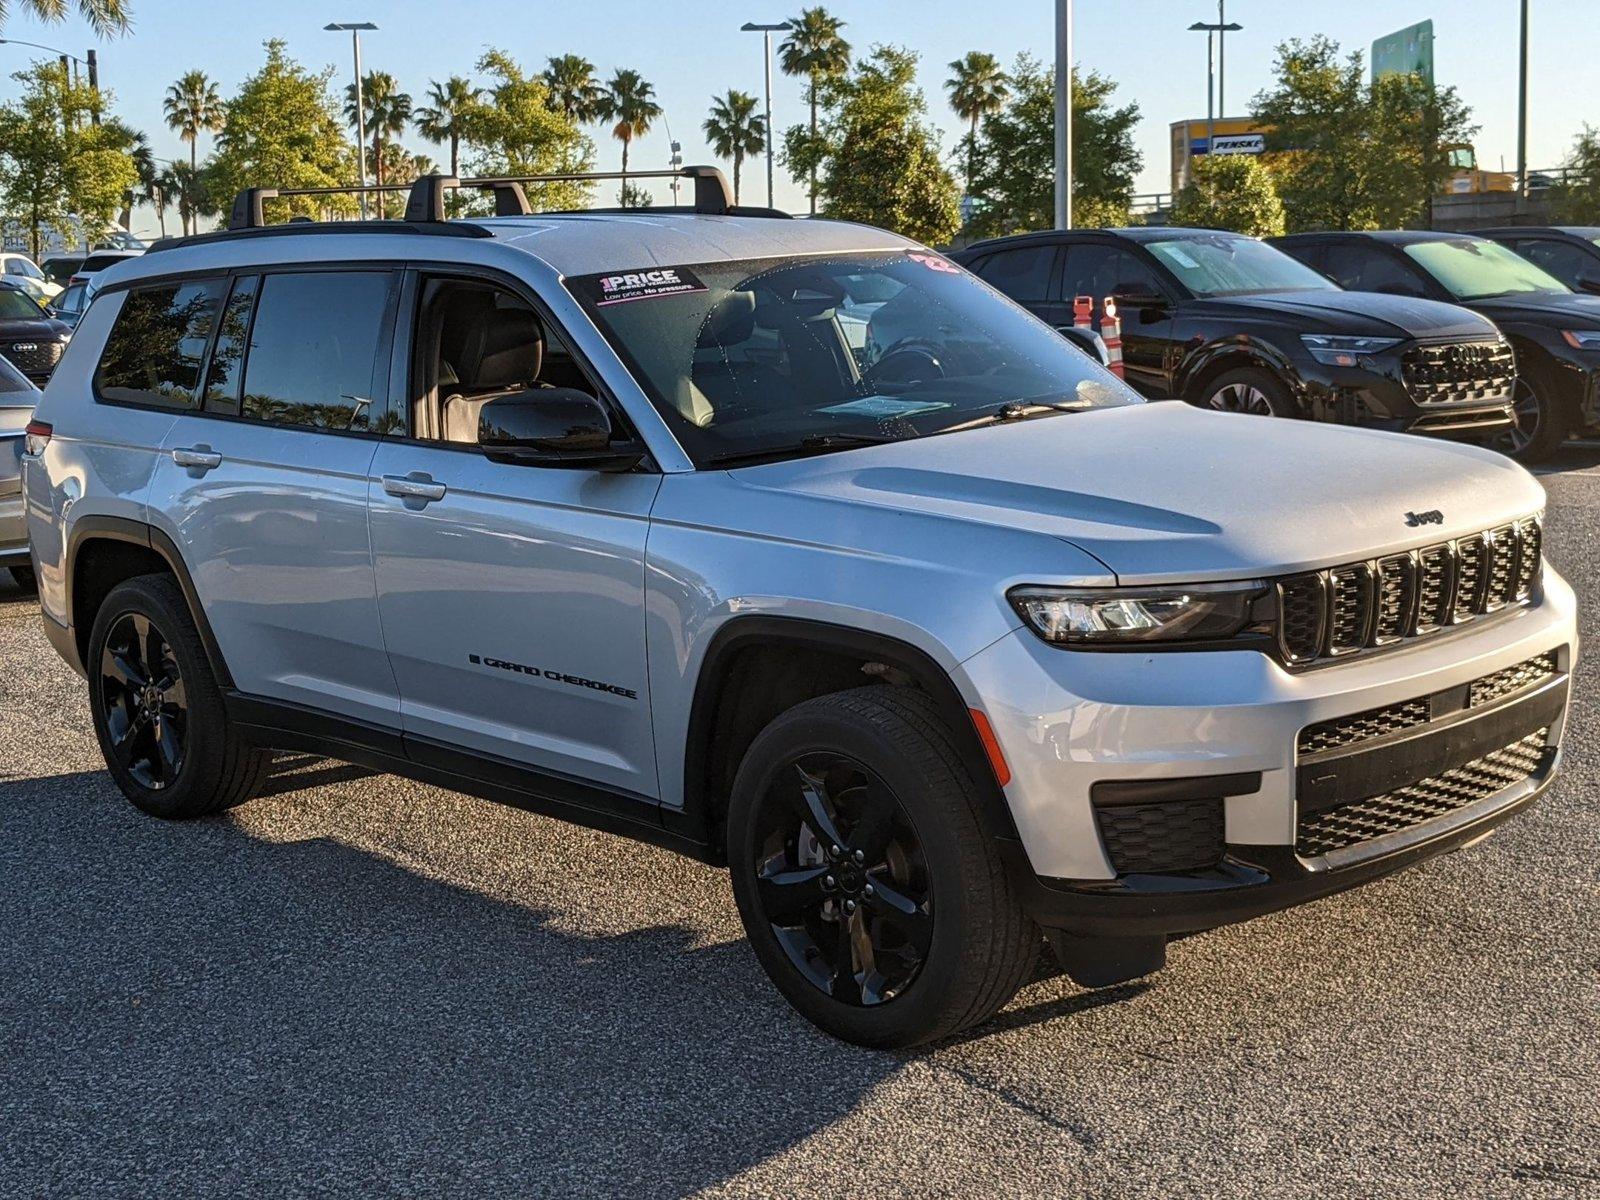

left=1575, top=274, right=1600, bottom=296
left=478, top=388, right=645, bottom=472
left=1112, top=289, right=1167, bottom=310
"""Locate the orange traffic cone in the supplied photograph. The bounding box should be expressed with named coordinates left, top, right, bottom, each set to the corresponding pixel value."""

left=1100, top=296, right=1124, bottom=379
left=1073, top=295, right=1094, bottom=330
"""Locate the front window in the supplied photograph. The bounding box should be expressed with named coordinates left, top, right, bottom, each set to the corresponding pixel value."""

left=1143, top=234, right=1338, bottom=297
left=0, top=289, right=44, bottom=319
left=567, top=251, right=1138, bottom=464
left=1403, top=238, right=1568, bottom=300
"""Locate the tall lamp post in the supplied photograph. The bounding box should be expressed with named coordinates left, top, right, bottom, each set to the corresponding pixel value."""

left=1188, top=19, right=1242, bottom=161
left=325, top=22, right=378, bottom=218
left=1053, top=0, right=1072, bottom=229
left=741, top=20, right=792, bottom=209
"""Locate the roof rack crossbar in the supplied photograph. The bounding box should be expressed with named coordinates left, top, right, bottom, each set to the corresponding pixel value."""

left=402, top=166, right=738, bottom=222
left=228, top=183, right=413, bottom=231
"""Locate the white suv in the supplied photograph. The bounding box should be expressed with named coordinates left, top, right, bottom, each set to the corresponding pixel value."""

left=20, top=169, right=1578, bottom=1046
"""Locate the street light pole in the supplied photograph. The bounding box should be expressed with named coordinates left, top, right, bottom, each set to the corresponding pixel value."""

left=325, top=22, right=378, bottom=219
left=1054, top=0, right=1072, bottom=229
left=1516, top=0, right=1529, bottom=198
left=1188, top=19, right=1242, bottom=176
left=741, top=20, right=792, bottom=210
left=1216, top=0, right=1227, bottom=117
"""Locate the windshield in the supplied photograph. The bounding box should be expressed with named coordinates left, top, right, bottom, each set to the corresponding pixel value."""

left=567, top=251, right=1139, bottom=464
left=1403, top=238, right=1568, bottom=300
left=0, top=289, right=44, bottom=319
left=1144, top=234, right=1338, bottom=297
left=41, top=257, right=82, bottom=284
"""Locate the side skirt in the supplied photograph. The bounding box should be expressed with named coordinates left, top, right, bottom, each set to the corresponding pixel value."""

left=224, top=693, right=719, bottom=864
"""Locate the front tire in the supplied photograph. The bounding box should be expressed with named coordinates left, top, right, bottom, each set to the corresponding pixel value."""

left=726, top=685, right=1037, bottom=1048
left=1497, top=376, right=1570, bottom=463
left=1197, top=367, right=1294, bottom=418
left=86, top=574, right=270, bottom=819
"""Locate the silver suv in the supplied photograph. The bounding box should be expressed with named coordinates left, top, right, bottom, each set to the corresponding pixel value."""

left=22, top=170, right=1578, bottom=1047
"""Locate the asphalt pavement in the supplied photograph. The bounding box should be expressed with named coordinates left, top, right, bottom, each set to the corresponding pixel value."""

left=2, top=447, right=1598, bottom=1198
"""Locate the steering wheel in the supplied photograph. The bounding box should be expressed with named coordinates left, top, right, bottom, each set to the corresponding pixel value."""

left=862, top=340, right=947, bottom=390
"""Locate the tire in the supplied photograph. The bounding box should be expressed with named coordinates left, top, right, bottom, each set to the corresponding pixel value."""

left=86, top=574, right=270, bottom=819
left=1195, top=367, right=1295, bottom=418
left=1497, top=376, right=1570, bottom=463
left=726, top=685, right=1037, bottom=1048
left=8, top=565, right=36, bottom=593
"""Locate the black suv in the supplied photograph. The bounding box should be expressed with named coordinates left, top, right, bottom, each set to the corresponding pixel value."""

left=954, top=228, right=1514, bottom=442
left=0, top=279, right=73, bottom=386
left=1272, top=230, right=1600, bottom=460
left=1472, top=226, right=1600, bottom=295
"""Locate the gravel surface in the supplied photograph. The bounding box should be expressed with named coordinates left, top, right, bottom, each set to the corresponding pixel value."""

left=2, top=447, right=1598, bottom=1198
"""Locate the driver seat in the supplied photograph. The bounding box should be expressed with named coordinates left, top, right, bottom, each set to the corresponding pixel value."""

left=440, top=297, right=545, bottom=443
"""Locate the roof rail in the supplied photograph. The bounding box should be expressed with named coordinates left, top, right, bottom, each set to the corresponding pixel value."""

left=402, top=165, right=742, bottom=222
left=228, top=182, right=411, bottom=230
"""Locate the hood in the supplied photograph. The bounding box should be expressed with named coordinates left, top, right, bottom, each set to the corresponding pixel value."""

left=0, top=316, right=70, bottom=341
left=1463, top=290, right=1600, bottom=327
left=1198, top=290, right=1495, bottom=340
left=732, top=403, right=1544, bottom=584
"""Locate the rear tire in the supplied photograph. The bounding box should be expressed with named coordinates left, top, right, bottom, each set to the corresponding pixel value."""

left=86, top=574, right=269, bottom=819
left=726, top=685, right=1037, bottom=1048
left=1196, top=367, right=1295, bottom=418
left=8, top=565, right=35, bottom=593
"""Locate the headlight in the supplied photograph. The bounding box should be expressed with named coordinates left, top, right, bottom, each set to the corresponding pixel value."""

left=1560, top=329, right=1600, bottom=350
left=1008, top=582, right=1265, bottom=646
left=1299, top=334, right=1403, bottom=366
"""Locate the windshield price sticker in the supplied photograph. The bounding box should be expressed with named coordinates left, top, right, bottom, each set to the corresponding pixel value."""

left=906, top=251, right=960, bottom=274
left=580, top=267, right=709, bottom=306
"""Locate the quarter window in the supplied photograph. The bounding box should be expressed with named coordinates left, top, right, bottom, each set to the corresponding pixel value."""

left=201, top=275, right=259, bottom=417
left=94, top=279, right=226, bottom=410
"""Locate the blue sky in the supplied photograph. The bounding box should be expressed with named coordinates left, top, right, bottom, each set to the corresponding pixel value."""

left=1, top=0, right=1595, bottom=234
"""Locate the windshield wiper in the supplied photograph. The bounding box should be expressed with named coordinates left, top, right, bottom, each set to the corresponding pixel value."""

left=925, top=399, right=1095, bottom=437
left=705, top=432, right=907, bottom=468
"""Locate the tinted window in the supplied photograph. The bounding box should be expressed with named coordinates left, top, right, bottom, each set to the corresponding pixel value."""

left=94, top=280, right=225, bottom=410
left=1322, top=244, right=1430, bottom=296
left=975, top=246, right=1058, bottom=303
left=41, top=257, right=82, bottom=285
left=82, top=253, right=136, bottom=273
left=1510, top=239, right=1600, bottom=289
left=0, top=289, right=43, bottom=318
left=240, top=272, right=391, bottom=431
left=201, top=275, right=259, bottom=417
left=1060, top=245, right=1166, bottom=304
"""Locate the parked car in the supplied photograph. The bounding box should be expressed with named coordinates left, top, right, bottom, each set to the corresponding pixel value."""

left=1272, top=231, right=1600, bottom=460
left=1, top=251, right=61, bottom=303
left=46, top=282, right=90, bottom=331
left=21, top=171, right=1576, bottom=1047
left=0, top=280, right=73, bottom=386
left=67, top=248, right=144, bottom=293
left=40, top=254, right=86, bottom=292
left=952, top=228, right=1515, bottom=443
left=0, top=353, right=40, bottom=591
left=1473, top=226, right=1600, bottom=295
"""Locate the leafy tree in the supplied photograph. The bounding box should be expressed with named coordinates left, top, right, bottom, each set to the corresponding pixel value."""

left=964, top=54, right=1141, bottom=237
left=167, top=160, right=214, bottom=235
left=456, top=49, right=592, bottom=211
left=1171, top=153, right=1285, bottom=236
left=415, top=76, right=480, bottom=179
left=145, top=163, right=176, bottom=238
left=1251, top=36, right=1476, bottom=231
left=805, top=46, right=959, bottom=244
left=163, top=70, right=225, bottom=174
left=1549, top=127, right=1600, bottom=223
left=102, top=117, right=151, bottom=230
left=0, top=0, right=130, bottom=36
left=344, top=71, right=411, bottom=217
left=597, top=69, right=661, bottom=202
left=209, top=40, right=357, bottom=224
left=702, top=90, right=765, bottom=204
left=541, top=54, right=606, bottom=125
left=778, top=7, right=850, bottom=214
left=944, top=51, right=1008, bottom=196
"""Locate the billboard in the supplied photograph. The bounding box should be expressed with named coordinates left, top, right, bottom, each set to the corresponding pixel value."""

left=1372, top=19, right=1434, bottom=83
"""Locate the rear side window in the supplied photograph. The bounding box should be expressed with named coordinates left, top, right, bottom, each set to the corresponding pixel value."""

left=238, top=271, right=392, bottom=431
left=94, top=280, right=225, bottom=410
left=975, top=246, right=1059, bottom=303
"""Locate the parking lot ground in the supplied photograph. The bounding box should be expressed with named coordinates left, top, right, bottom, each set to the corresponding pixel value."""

left=2, top=447, right=1599, bottom=1199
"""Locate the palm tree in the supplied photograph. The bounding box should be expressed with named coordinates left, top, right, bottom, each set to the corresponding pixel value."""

left=102, top=120, right=153, bottom=232
left=0, top=1, right=130, bottom=36
left=945, top=52, right=1010, bottom=196
left=169, top=162, right=208, bottom=237
left=344, top=72, right=412, bottom=218
left=147, top=166, right=178, bottom=239
left=163, top=70, right=226, bottom=175
left=778, top=7, right=850, bottom=214
left=415, top=76, right=480, bottom=179
left=597, top=69, right=662, bottom=205
left=702, top=91, right=766, bottom=205
left=542, top=54, right=606, bottom=124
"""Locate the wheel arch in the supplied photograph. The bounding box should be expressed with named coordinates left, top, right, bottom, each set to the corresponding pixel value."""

left=1178, top=340, right=1307, bottom=415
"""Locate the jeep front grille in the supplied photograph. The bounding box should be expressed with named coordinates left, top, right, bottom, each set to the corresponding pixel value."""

left=1400, top=340, right=1516, bottom=406
left=1275, top=515, right=1542, bottom=666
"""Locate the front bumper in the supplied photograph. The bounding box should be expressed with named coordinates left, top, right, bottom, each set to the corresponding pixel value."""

left=961, top=567, right=1578, bottom=930
left=1296, top=347, right=1513, bottom=439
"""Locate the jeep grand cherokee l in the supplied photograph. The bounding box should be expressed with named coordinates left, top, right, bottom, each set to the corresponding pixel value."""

left=20, top=168, right=1578, bottom=1047
left=954, top=228, right=1516, bottom=442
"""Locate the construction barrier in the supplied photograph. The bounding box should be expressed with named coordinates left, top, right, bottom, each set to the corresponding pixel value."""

left=1100, top=297, right=1124, bottom=379
left=1073, top=295, right=1094, bottom=329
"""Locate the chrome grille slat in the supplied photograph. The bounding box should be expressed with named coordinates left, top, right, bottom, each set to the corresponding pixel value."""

left=1399, top=340, right=1516, bottom=406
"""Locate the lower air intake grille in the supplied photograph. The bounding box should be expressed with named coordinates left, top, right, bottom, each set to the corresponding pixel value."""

left=1468, top=652, right=1558, bottom=708
left=1094, top=799, right=1225, bottom=875
left=1295, top=729, right=1548, bottom=858
left=1298, top=697, right=1431, bottom=756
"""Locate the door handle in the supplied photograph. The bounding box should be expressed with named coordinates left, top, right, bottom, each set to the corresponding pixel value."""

left=171, top=445, right=222, bottom=471
left=382, top=473, right=447, bottom=503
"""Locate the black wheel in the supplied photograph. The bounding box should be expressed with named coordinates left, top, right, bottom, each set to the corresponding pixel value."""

left=727, top=685, right=1037, bottom=1048
left=8, top=564, right=35, bottom=593
left=1496, top=376, right=1569, bottom=463
left=1196, top=367, right=1294, bottom=418
left=87, top=574, right=269, bottom=819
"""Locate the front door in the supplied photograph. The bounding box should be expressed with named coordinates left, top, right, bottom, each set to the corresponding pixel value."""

left=1058, top=243, right=1179, bottom=397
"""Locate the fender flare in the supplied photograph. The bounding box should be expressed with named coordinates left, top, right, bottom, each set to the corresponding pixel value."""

left=1177, top=337, right=1307, bottom=413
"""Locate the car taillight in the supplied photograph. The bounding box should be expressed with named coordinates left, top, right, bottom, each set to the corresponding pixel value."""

left=24, top=420, right=51, bottom=456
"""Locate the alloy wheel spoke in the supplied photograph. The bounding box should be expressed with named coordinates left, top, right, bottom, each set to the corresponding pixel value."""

left=864, top=874, right=933, bottom=956
left=153, top=716, right=182, bottom=780
left=757, top=863, right=831, bottom=922
left=846, top=782, right=898, bottom=864
left=829, top=909, right=863, bottom=1004
left=103, top=646, right=148, bottom=691
left=794, top=763, right=846, bottom=850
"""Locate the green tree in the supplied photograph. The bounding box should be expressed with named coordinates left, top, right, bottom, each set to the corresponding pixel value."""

left=167, top=160, right=213, bottom=234
left=0, top=0, right=130, bottom=36
left=415, top=76, right=480, bottom=179
left=163, top=70, right=225, bottom=176
left=597, top=69, right=661, bottom=204
left=965, top=54, right=1141, bottom=237
left=145, top=163, right=176, bottom=238
left=102, top=117, right=151, bottom=231
left=457, top=49, right=592, bottom=211
left=944, top=51, right=1008, bottom=196
left=803, top=46, right=959, bottom=243
left=1251, top=36, right=1476, bottom=231
left=541, top=54, right=606, bottom=125
left=778, top=7, right=850, bottom=214
left=209, top=40, right=357, bottom=224
left=702, top=90, right=765, bottom=204
left=1171, top=153, right=1285, bottom=236
left=344, top=71, right=411, bottom=217
left=1549, top=127, right=1600, bottom=223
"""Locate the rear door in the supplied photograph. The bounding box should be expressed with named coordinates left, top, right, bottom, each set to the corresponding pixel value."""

left=970, top=244, right=1066, bottom=327
left=145, top=267, right=403, bottom=728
